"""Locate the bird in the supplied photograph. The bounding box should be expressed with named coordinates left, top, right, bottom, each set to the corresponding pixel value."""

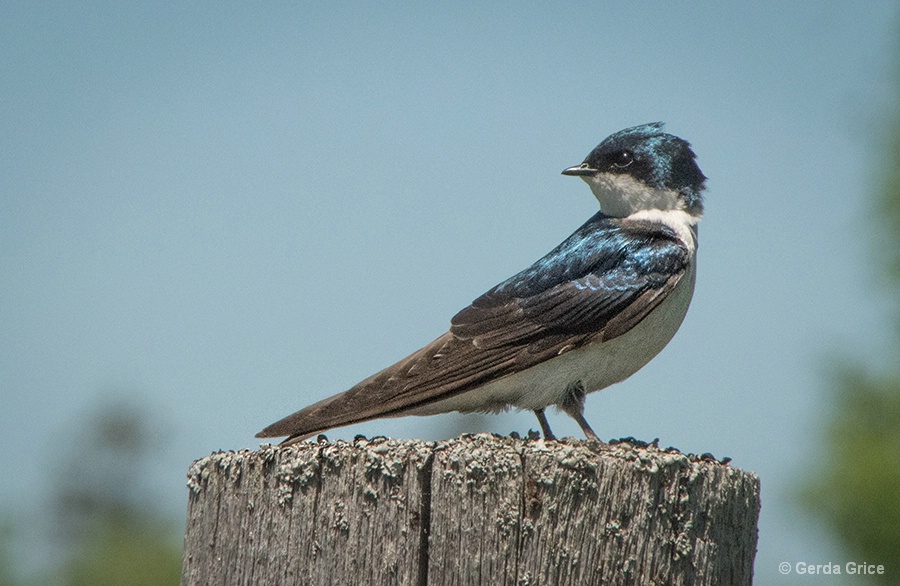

left=257, top=122, right=706, bottom=445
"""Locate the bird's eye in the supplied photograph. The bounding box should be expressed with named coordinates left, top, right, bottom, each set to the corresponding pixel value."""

left=612, top=150, right=634, bottom=169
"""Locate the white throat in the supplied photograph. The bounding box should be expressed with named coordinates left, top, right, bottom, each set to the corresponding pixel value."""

left=584, top=173, right=685, bottom=217
left=584, top=172, right=701, bottom=252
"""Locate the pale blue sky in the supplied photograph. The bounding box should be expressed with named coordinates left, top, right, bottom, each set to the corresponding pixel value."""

left=2, top=3, right=897, bottom=582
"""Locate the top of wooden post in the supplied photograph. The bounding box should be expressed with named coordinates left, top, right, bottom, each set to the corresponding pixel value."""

left=183, top=434, right=760, bottom=586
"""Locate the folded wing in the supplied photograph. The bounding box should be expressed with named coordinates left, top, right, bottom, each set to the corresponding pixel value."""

left=257, top=213, right=691, bottom=443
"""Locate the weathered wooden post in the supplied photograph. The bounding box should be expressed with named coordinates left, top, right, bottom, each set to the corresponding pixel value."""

left=182, top=434, right=760, bottom=585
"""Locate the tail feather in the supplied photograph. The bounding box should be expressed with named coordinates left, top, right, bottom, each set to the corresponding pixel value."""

left=255, top=388, right=375, bottom=443
left=256, top=333, right=461, bottom=443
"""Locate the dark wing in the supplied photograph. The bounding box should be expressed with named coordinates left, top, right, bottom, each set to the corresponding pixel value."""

left=257, top=213, right=691, bottom=443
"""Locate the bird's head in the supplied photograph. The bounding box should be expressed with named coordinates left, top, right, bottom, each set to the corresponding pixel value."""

left=563, top=122, right=705, bottom=218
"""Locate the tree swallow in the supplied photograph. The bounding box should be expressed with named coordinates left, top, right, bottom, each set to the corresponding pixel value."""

left=258, top=122, right=706, bottom=444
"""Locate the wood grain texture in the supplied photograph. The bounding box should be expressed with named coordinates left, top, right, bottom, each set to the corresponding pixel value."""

left=182, top=435, right=759, bottom=586
left=182, top=438, right=433, bottom=585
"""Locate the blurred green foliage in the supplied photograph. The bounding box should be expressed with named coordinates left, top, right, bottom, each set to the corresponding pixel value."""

left=0, top=399, right=183, bottom=586
left=62, top=518, right=181, bottom=586
left=804, top=368, right=900, bottom=579
left=801, top=31, right=900, bottom=586
left=54, top=399, right=183, bottom=586
left=0, top=522, right=17, bottom=586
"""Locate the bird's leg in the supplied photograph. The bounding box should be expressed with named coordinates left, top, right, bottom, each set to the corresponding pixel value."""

left=568, top=408, right=599, bottom=441
left=533, top=408, right=556, bottom=441
left=560, top=381, right=600, bottom=441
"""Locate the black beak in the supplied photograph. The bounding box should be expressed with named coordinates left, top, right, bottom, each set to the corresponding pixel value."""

left=561, top=164, right=596, bottom=176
